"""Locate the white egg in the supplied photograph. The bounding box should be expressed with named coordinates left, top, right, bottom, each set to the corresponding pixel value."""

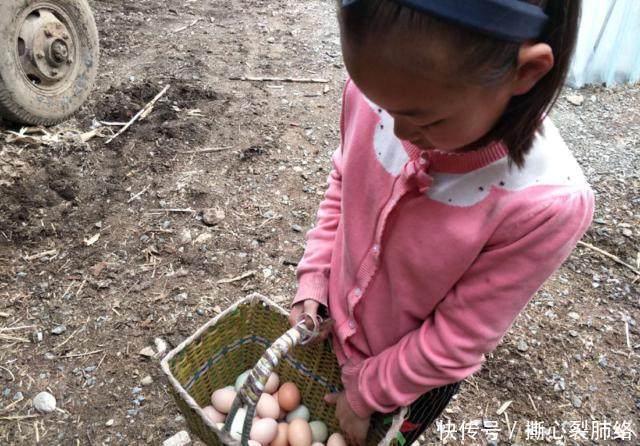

left=285, top=404, right=310, bottom=422
left=256, top=392, right=280, bottom=419
left=326, top=433, right=347, bottom=446
left=264, top=372, right=280, bottom=394
left=309, top=421, right=328, bottom=443
left=235, top=369, right=252, bottom=391
left=250, top=418, right=279, bottom=445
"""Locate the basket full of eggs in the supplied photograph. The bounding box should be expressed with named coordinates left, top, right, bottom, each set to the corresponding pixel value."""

left=161, top=294, right=405, bottom=446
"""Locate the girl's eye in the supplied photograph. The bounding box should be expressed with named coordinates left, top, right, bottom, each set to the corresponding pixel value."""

left=422, top=119, right=445, bottom=129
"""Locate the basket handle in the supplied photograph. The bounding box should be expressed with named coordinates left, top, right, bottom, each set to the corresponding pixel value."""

left=217, top=312, right=323, bottom=446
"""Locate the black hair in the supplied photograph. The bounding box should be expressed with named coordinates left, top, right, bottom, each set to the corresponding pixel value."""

left=338, top=0, right=582, bottom=167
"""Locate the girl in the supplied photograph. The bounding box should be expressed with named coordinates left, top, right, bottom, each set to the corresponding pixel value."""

left=290, top=0, right=593, bottom=444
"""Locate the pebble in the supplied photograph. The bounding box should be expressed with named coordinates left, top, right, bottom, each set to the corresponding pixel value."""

left=106, top=419, right=115, bottom=427
left=13, top=391, right=23, bottom=401
left=140, top=234, right=150, bottom=243
left=568, top=330, right=579, bottom=337
left=84, top=366, right=97, bottom=373
left=194, top=233, right=212, bottom=244
left=572, top=396, right=582, bottom=408
left=141, top=376, right=153, bottom=386
left=568, top=312, right=580, bottom=320
left=51, top=325, right=66, bottom=335
left=162, top=220, right=171, bottom=229
left=139, top=346, right=156, bottom=358
left=2, top=388, right=10, bottom=397
left=567, top=94, right=585, bottom=106
left=517, top=340, right=529, bottom=352
left=291, top=224, right=303, bottom=232
left=202, top=208, right=225, bottom=226
left=132, top=387, right=142, bottom=394
left=32, top=331, right=43, bottom=343
left=127, top=408, right=139, bottom=417
left=163, top=431, right=191, bottom=446
left=173, top=292, right=188, bottom=302
left=196, top=308, right=205, bottom=316
left=33, top=391, right=57, bottom=413
left=598, top=355, right=608, bottom=367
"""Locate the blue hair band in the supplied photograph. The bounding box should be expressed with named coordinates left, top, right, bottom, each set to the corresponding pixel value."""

left=341, top=0, right=549, bottom=43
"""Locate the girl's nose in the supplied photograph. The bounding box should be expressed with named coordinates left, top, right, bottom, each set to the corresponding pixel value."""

left=393, top=117, right=420, bottom=142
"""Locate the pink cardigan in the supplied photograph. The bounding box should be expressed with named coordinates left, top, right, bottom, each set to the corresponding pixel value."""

left=292, top=79, right=594, bottom=418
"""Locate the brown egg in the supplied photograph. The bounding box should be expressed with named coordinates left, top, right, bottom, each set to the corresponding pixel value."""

left=270, top=422, right=289, bottom=446
left=278, top=382, right=301, bottom=412
left=287, top=419, right=312, bottom=446
left=326, top=433, right=347, bottom=446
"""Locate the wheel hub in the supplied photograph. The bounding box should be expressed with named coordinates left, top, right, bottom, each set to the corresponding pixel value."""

left=16, top=7, right=77, bottom=89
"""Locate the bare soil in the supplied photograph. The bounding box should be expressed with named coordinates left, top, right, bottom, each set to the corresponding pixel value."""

left=1, top=0, right=638, bottom=445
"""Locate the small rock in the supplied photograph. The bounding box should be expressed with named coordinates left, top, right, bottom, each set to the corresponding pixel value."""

left=598, top=355, right=608, bottom=367
left=266, top=36, right=275, bottom=44
left=95, top=221, right=102, bottom=229
left=194, top=233, right=212, bottom=244
left=2, top=388, right=11, bottom=397
left=568, top=330, right=579, bottom=337
left=127, top=408, right=139, bottom=417
left=161, top=220, right=171, bottom=229
left=173, top=292, right=188, bottom=302
left=589, top=384, right=598, bottom=392
left=202, top=208, right=225, bottom=226
left=154, top=338, right=168, bottom=355
left=139, top=234, right=150, bottom=243
left=141, top=375, right=153, bottom=386
left=567, top=94, right=584, bottom=106
left=84, top=366, right=97, bottom=373
left=622, top=228, right=633, bottom=237
left=13, top=391, right=23, bottom=401
left=105, top=419, right=114, bottom=427
left=567, top=312, right=580, bottom=320
left=571, top=396, right=582, bottom=408
left=33, top=391, right=56, bottom=413
left=32, top=331, right=44, bottom=343
left=163, top=431, right=191, bottom=446
left=51, top=325, right=66, bottom=335
left=517, top=340, right=529, bottom=352
left=291, top=224, right=303, bottom=233
left=180, top=229, right=192, bottom=244
left=196, top=308, right=205, bottom=316
left=139, top=346, right=156, bottom=358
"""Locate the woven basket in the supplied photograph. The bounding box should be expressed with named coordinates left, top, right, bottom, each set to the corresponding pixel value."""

left=161, top=293, right=406, bottom=446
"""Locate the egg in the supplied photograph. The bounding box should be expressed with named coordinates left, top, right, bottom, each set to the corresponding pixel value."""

left=285, top=404, right=310, bottom=422
left=250, top=418, right=278, bottom=445
left=211, top=387, right=236, bottom=414
left=309, top=421, right=328, bottom=443
left=248, top=441, right=261, bottom=446
left=311, top=443, right=324, bottom=446
left=264, top=372, right=280, bottom=394
left=326, top=433, right=347, bottom=446
left=278, top=382, right=301, bottom=412
left=256, top=392, right=280, bottom=419
left=270, top=422, right=289, bottom=446
left=229, top=407, right=248, bottom=440
left=235, top=369, right=252, bottom=391
left=287, top=419, right=312, bottom=446
left=202, top=405, right=226, bottom=423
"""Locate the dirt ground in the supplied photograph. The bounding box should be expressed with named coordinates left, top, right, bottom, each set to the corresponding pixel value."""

left=1, top=0, right=638, bottom=445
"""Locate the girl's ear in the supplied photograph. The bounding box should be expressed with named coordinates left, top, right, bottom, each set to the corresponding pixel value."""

left=511, top=42, right=554, bottom=96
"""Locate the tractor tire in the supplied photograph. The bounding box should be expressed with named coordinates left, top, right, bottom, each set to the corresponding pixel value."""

left=0, top=0, right=99, bottom=125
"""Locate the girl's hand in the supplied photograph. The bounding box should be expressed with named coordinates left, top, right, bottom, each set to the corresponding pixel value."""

left=289, top=299, right=333, bottom=343
left=324, top=392, right=370, bottom=446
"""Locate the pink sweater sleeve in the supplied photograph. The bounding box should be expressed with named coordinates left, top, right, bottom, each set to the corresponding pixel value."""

left=341, top=188, right=594, bottom=417
left=292, top=147, right=343, bottom=307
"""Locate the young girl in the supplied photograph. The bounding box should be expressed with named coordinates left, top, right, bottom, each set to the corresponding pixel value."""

left=290, top=0, right=593, bottom=444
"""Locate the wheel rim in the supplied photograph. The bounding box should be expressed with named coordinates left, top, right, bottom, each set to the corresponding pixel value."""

left=14, top=3, right=80, bottom=95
